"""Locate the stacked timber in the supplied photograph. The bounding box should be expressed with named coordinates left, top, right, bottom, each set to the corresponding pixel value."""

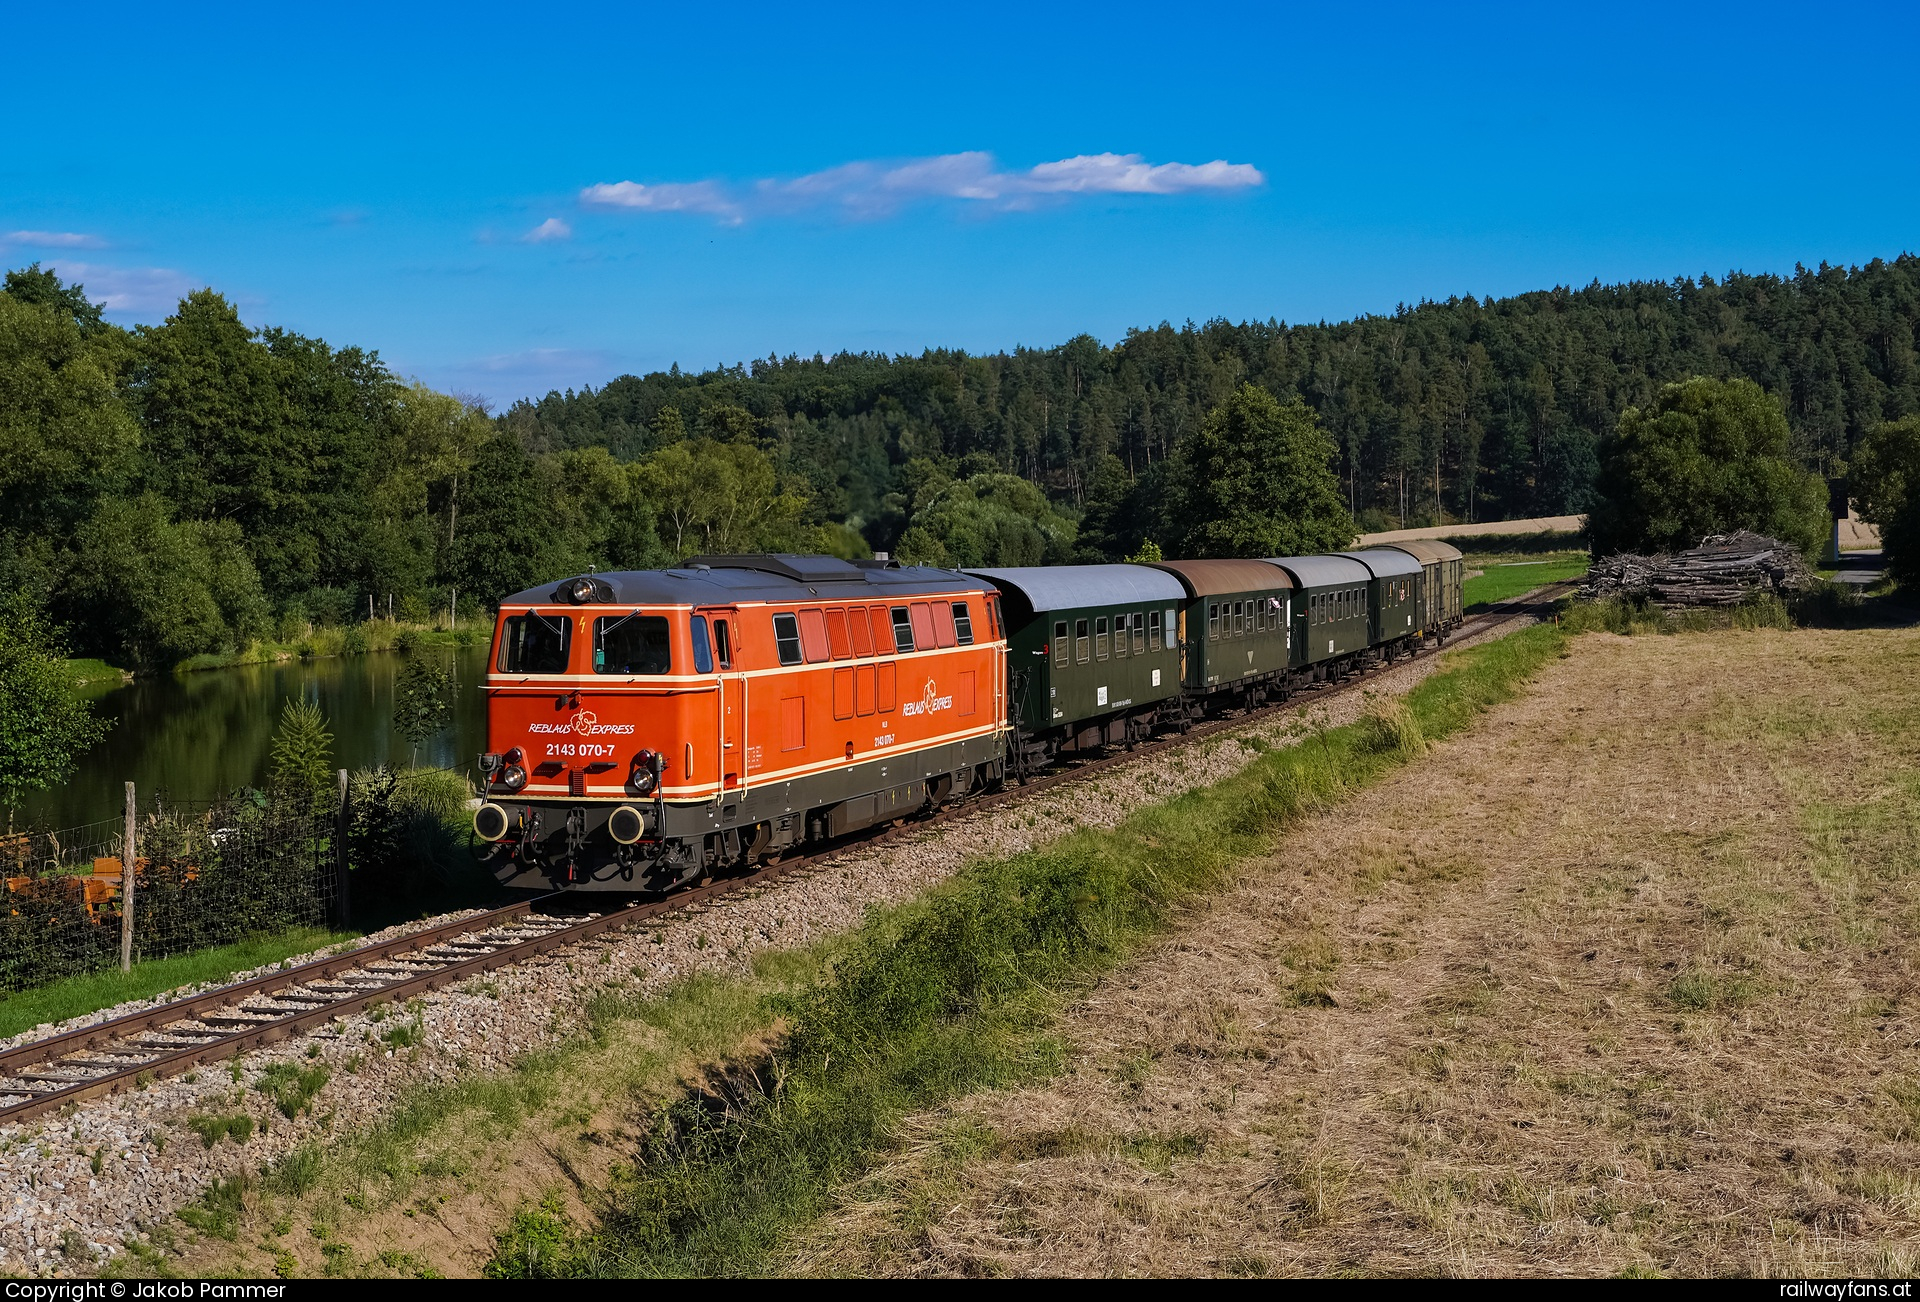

left=1580, top=531, right=1818, bottom=608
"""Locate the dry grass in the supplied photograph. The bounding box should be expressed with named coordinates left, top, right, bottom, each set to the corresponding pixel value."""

left=790, top=626, right=1920, bottom=1277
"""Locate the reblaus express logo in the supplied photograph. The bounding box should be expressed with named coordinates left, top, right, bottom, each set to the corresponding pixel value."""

left=900, top=678, right=953, bottom=718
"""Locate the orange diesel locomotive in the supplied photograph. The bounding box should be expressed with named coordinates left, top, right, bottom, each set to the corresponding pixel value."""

left=472, top=555, right=1008, bottom=892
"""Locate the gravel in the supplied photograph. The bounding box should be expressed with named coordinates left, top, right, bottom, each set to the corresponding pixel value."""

left=0, top=615, right=1532, bottom=1276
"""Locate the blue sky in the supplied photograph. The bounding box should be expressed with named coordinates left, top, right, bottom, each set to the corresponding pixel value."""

left=7, top=1, right=1916, bottom=407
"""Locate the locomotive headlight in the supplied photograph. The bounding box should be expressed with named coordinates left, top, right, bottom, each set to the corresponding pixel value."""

left=498, top=764, right=527, bottom=793
left=629, top=748, right=662, bottom=796
left=474, top=802, right=511, bottom=841
left=566, top=577, right=595, bottom=605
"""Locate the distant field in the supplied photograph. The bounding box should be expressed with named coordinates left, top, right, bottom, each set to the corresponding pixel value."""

left=1462, top=553, right=1591, bottom=610
left=809, top=623, right=1920, bottom=1277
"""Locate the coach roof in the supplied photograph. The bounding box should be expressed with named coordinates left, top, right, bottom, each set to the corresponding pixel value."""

left=1338, top=549, right=1425, bottom=579
left=499, top=555, right=986, bottom=607
left=966, top=564, right=1187, bottom=614
left=1265, top=554, right=1375, bottom=589
left=1145, top=558, right=1294, bottom=597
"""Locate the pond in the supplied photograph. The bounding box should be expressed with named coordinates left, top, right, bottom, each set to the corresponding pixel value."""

left=20, top=645, right=493, bottom=835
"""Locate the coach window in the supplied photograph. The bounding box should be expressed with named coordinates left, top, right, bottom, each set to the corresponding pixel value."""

left=1095, top=615, right=1109, bottom=660
left=1208, top=603, right=1219, bottom=637
left=1075, top=618, right=1090, bottom=663
left=1131, top=611, right=1145, bottom=653
left=890, top=606, right=916, bottom=652
left=1112, top=612, right=1128, bottom=657
left=772, top=613, right=803, bottom=666
left=1053, top=621, right=1069, bottom=668
left=592, top=613, right=669, bottom=674
left=1148, top=609, right=1162, bottom=650
left=826, top=608, right=853, bottom=659
left=952, top=602, right=974, bottom=645
left=497, top=612, right=570, bottom=674
left=1237, top=601, right=1247, bottom=635
left=691, top=616, right=716, bottom=674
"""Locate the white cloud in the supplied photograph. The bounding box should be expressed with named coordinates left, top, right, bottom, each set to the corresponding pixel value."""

left=579, top=179, right=742, bottom=223
left=4, top=230, right=107, bottom=248
left=44, top=261, right=194, bottom=314
left=521, top=217, right=573, bottom=243
left=582, top=151, right=1262, bottom=223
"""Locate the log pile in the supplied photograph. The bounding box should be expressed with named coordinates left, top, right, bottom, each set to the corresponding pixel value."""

left=1579, top=531, right=1818, bottom=607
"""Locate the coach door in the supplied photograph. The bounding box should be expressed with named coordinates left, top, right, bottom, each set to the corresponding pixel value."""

left=702, top=607, right=746, bottom=793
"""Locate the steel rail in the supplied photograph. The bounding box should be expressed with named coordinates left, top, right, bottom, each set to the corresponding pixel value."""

left=0, top=585, right=1565, bottom=1127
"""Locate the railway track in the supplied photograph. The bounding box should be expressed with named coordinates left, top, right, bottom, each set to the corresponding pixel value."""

left=0, top=585, right=1567, bottom=1127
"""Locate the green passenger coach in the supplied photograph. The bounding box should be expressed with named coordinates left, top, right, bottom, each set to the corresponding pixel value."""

left=1337, top=548, right=1424, bottom=660
left=1269, top=554, right=1376, bottom=679
left=967, top=564, right=1186, bottom=769
left=1147, top=558, right=1296, bottom=711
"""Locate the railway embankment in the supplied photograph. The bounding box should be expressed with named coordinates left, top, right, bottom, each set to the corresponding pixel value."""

left=2, top=607, right=1544, bottom=1279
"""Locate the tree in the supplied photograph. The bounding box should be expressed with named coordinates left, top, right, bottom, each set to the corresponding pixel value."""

left=1849, top=415, right=1920, bottom=587
left=635, top=438, right=809, bottom=558
left=269, top=697, right=334, bottom=811
left=3, top=263, right=107, bottom=335
left=0, top=280, right=138, bottom=542
left=0, top=593, right=112, bottom=818
left=1173, top=385, right=1355, bottom=559
left=893, top=473, right=1077, bottom=568
left=61, top=495, right=270, bottom=665
left=1589, top=376, right=1829, bottom=557
left=392, top=656, right=452, bottom=765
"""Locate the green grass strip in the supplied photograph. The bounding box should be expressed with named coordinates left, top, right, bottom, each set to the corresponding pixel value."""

left=492, top=622, right=1568, bottom=1278
left=1462, top=555, right=1591, bottom=612
left=0, top=928, right=355, bottom=1042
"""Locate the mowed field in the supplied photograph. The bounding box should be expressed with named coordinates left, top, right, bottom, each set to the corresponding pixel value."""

left=794, top=624, right=1920, bottom=1277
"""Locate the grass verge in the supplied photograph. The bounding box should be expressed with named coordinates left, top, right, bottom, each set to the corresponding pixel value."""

left=491, top=621, right=1566, bottom=1277
left=171, top=622, right=485, bottom=675
left=0, top=928, right=356, bottom=1042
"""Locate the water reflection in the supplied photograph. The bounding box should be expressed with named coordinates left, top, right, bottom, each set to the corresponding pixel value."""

left=20, top=646, right=491, bottom=832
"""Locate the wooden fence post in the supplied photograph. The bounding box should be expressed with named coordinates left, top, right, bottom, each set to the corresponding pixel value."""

left=335, top=768, right=352, bottom=930
left=121, top=781, right=136, bottom=972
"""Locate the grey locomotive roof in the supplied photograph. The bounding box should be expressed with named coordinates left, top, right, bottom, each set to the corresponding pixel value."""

left=500, top=555, right=984, bottom=607
left=965, top=564, right=1187, bottom=611
left=1265, top=554, right=1376, bottom=588
left=1338, top=549, right=1425, bottom=579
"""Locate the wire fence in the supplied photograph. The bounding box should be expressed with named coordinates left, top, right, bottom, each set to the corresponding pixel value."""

left=0, top=766, right=479, bottom=998
left=1, top=791, right=336, bottom=996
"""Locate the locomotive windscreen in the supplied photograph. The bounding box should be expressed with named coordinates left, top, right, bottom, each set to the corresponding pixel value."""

left=497, top=612, right=571, bottom=674
left=594, top=613, right=672, bottom=674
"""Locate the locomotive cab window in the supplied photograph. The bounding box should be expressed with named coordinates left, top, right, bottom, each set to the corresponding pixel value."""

left=498, top=612, right=571, bottom=674
left=713, top=618, right=733, bottom=669
left=1053, top=621, right=1069, bottom=668
left=690, top=616, right=715, bottom=674
left=952, top=602, right=974, bottom=644
left=593, top=613, right=671, bottom=674
left=772, top=613, right=803, bottom=666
